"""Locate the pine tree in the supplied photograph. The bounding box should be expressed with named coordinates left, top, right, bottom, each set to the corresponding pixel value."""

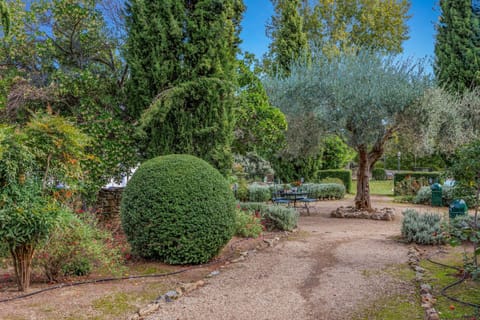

left=435, top=0, right=480, bottom=93
left=264, top=0, right=309, bottom=75
left=125, top=0, right=245, bottom=173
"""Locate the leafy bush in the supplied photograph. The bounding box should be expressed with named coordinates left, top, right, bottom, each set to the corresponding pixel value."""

left=413, top=186, right=431, bottom=204
left=319, top=177, right=344, bottom=185
left=401, top=209, right=445, bottom=245
left=394, top=172, right=442, bottom=195
left=248, top=183, right=271, bottom=202
left=121, top=154, right=236, bottom=264
left=234, top=209, right=263, bottom=238
left=238, top=202, right=298, bottom=231
left=316, top=170, right=352, bottom=193
left=300, top=183, right=345, bottom=199
left=234, top=178, right=249, bottom=202
left=372, top=168, right=387, bottom=180
left=233, top=152, right=274, bottom=180
left=395, top=176, right=430, bottom=196
left=35, top=209, right=122, bottom=282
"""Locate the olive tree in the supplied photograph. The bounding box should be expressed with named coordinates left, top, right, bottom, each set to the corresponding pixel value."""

left=264, top=50, right=431, bottom=210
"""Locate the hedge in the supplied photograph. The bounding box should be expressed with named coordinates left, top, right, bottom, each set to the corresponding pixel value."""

left=121, top=154, right=236, bottom=264
left=299, top=183, right=345, bottom=199
left=372, top=168, right=387, bottom=180
left=315, top=170, right=352, bottom=193
left=393, top=172, right=443, bottom=196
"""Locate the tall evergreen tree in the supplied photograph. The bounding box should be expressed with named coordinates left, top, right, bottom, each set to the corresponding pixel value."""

left=435, top=0, right=480, bottom=93
left=125, top=0, right=245, bottom=173
left=264, top=0, right=309, bottom=75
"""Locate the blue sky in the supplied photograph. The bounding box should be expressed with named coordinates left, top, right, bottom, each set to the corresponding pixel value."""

left=240, top=0, right=439, bottom=63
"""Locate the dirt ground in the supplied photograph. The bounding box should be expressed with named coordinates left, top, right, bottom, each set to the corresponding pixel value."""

left=0, top=196, right=448, bottom=320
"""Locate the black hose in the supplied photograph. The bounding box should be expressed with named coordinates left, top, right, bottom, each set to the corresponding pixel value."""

left=425, top=252, right=480, bottom=309
left=0, top=237, right=254, bottom=304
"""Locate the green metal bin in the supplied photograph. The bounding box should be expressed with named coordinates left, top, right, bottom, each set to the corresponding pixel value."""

left=449, top=199, right=467, bottom=220
left=431, top=183, right=442, bottom=207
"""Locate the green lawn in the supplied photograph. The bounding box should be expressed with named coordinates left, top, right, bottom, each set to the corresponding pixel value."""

left=351, top=180, right=394, bottom=196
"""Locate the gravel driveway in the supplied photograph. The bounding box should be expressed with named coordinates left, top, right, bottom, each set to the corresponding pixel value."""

left=146, top=196, right=418, bottom=320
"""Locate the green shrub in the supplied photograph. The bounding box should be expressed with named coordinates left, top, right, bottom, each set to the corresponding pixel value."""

left=35, top=209, right=123, bottom=282
left=248, top=183, right=271, bottom=202
left=316, top=170, right=352, bottom=193
left=300, top=183, right=345, bottom=199
left=238, top=202, right=298, bottom=231
left=121, top=154, right=236, bottom=264
left=401, top=209, right=445, bottom=245
left=263, top=206, right=298, bottom=231
left=234, top=209, right=263, bottom=238
left=319, top=177, right=344, bottom=185
left=395, top=176, right=430, bottom=196
left=234, top=177, right=249, bottom=202
left=372, top=168, right=387, bottom=180
left=413, top=186, right=431, bottom=204
left=394, top=172, right=442, bottom=195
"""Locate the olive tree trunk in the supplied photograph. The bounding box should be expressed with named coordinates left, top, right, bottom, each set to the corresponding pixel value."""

left=355, top=146, right=372, bottom=211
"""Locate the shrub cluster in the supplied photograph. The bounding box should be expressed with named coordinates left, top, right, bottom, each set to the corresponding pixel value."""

left=238, top=202, right=298, bottom=231
left=394, top=172, right=442, bottom=195
left=300, top=183, right=345, bottom=199
left=401, top=209, right=445, bottom=245
left=315, top=170, right=352, bottom=193
left=413, top=185, right=454, bottom=206
left=372, top=168, right=387, bottom=180
left=35, top=209, right=122, bottom=282
left=248, top=183, right=271, bottom=202
left=234, top=209, right=263, bottom=238
left=121, top=155, right=236, bottom=264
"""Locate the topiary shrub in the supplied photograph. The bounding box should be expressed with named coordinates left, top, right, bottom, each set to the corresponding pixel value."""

left=372, top=168, right=387, bottom=180
left=401, top=209, right=445, bottom=245
left=121, top=154, right=236, bottom=264
left=300, top=183, right=345, bottom=199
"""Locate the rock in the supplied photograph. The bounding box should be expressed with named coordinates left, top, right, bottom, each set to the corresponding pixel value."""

left=208, top=270, right=220, bottom=277
left=165, top=290, right=179, bottom=301
left=420, top=284, right=432, bottom=294
left=138, top=302, right=161, bottom=316
left=129, top=313, right=140, bottom=320
left=425, top=308, right=440, bottom=320
left=231, top=256, right=246, bottom=263
left=239, top=251, right=248, bottom=257
left=263, top=239, right=275, bottom=247
left=196, top=280, right=205, bottom=287
left=330, top=207, right=395, bottom=221
left=415, top=266, right=425, bottom=273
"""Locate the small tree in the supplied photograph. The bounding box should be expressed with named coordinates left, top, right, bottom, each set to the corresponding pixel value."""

left=264, top=50, right=430, bottom=210
left=0, top=113, right=89, bottom=291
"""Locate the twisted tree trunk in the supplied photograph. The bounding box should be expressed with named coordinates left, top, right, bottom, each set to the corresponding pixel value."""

left=355, top=146, right=372, bottom=211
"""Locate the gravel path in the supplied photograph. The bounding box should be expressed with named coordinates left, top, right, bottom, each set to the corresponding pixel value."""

left=146, top=197, right=416, bottom=320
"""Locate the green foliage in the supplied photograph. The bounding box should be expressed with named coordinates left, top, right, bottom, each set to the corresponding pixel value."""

left=435, top=0, right=480, bottom=93
left=234, top=177, right=249, bottom=202
left=233, top=152, right=274, bottom=181
left=300, top=0, right=410, bottom=55
left=320, top=135, right=355, bottom=170
left=121, top=155, right=236, bottom=264
left=262, top=205, right=299, bottom=231
left=248, top=183, right=271, bottom=202
left=401, top=209, right=446, bottom=245
left=372, top=168, right=387, bottom=181
left=315, top=170, right=352, bottom=193
left=300, top=183, right=345, bottom=199
left=413, top=186, right=432, bottom=205
left=393, top=172, right=442, bottom=196
left=0, top=0, right=9, bottom=36
left=234, top=209, right=263, bottom=238
left=271, top=153, right=322, bottom=182
left=35, top=209, right=122, bottom=282
left=234, top=53, right=287, bottom=157
left=238, top=202, right=298, bottom=231
left=126, top=0, right=244, bottom=174
left=264, top=0, right=309, bottom=75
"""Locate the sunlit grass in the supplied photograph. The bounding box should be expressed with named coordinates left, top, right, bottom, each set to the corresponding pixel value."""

left=351, top=180, right=394, bottom=196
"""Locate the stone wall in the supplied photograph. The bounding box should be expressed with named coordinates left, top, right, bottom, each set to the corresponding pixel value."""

left=96, top=187, right=124, bottom=233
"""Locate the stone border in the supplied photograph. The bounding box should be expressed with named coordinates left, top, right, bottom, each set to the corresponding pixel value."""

left=330, top=206, right=395, bottom=221
left=407, top=246, right=440, bottom=320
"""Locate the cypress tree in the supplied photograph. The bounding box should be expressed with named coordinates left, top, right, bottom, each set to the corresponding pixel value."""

left=435, top=0, right=480, bottom=93
left=264, top=0, right=309, bottom=75
left=125, top=0, right=244, bottom=173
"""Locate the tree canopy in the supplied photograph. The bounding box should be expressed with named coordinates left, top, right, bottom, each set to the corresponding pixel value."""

left=434, top=0, right=480, bottom=93
left=264, top=50, right=431, bottom=209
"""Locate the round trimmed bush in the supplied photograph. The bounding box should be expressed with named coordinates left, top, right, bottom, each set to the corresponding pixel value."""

left=120, top=154, right=236, bottom=264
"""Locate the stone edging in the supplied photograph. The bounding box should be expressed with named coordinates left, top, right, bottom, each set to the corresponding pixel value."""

left=407, top=246, right=440, bottom=320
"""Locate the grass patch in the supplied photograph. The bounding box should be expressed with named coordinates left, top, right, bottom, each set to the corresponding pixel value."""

left=420, top=252, right=480, bottom=320
left=384, top=263, right=416, bottom=282
left=351, top=180, right=393, bottom=196
left=354, top=295, right=423, bottom=320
